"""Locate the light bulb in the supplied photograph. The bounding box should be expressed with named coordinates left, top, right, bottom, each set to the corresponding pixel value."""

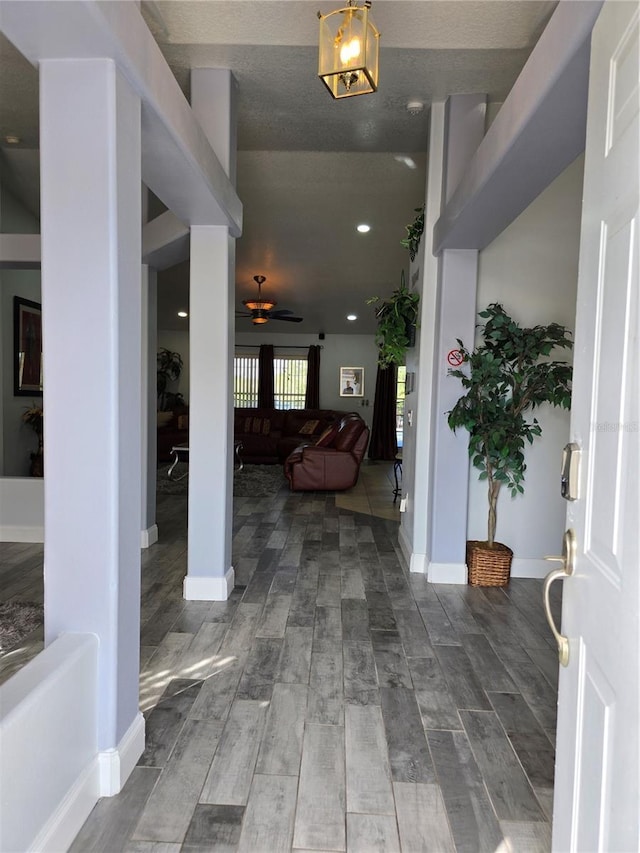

left=340, top=36, right=361, bottom=65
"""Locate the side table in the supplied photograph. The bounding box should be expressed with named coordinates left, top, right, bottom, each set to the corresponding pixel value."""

left=167, top=444, right=189, bottom=480
left=393, top=453, right=402, bottom=503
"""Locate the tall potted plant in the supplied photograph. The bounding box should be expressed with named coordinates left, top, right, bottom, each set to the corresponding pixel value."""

left=22, top=403, right=44, bottom=477
left=157, top=347, right=183, bottom=411
left=447, top=303, right=573, bottom=586
left=367, top=271, right=420, bottom=368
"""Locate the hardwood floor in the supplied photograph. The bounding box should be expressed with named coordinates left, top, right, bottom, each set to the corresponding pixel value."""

left=0, top=462, right=561, bottom=851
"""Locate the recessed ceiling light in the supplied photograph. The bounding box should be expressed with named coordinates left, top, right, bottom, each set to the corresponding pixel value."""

left=347, top=314, right=357, bottom=321
left=177, top=311, right=188, bottom=318
left=393, top=154, right=417, bottom=170
left=4, top=135, right=21, bottom=145
left=356, top=224, right=370, bottom=233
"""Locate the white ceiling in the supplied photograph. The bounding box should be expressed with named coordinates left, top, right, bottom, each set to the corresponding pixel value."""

left=0, top=0, right=558, bottom=334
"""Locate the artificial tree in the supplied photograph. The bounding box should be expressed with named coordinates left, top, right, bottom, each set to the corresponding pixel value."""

left=447, top=303, right=573, bottom=563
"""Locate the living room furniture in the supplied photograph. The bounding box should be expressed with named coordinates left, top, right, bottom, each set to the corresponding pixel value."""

left=167, top=444, right=189, bottom=481
left=234, top=440, right=244, bottom=471
left=393, top=452, right=402, bottom=503
left=233, top=407, right=348, bottom=465
left=283, top=413, right=369, bottom=491
left=157, top=407, right=189, bottom=461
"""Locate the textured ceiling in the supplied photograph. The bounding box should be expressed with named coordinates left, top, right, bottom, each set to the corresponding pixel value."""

left=0, top=0, right=559, bottom=334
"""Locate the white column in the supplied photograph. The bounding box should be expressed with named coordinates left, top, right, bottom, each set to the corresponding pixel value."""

left=184, top=68, right=237, bottom=600
left=185, top=227, right=235, bottom=599
left=141, top=264, right=158, bottom=547
left=402, top=95, right=486, bottom=582
left=428, top=94, right=486, bottom=583
left=400, top=103, right=446, bottom=576
left=40, top=59, right=144, bottom=771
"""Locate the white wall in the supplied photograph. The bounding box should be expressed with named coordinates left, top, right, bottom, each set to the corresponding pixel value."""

left=0, top=633, right=99, bottom=853
left=467, top=154, right=584, bottom=574
left=0, top=477, right=44, bottom=542
left=235, top=331, right=379, bottom=430
left=0, top=185, right=42, bottom=476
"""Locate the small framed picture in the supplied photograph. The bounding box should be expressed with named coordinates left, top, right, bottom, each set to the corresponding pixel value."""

left=339, top=367, right=364, bottom=397
left=14, top=296, right=43, bottom=397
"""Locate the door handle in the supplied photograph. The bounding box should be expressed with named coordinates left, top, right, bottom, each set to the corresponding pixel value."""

left=543, top=529, right=577, bottom=667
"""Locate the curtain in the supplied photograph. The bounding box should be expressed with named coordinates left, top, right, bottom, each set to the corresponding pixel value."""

left=258, top=344, right=274, bottom=408
left=368, top=364, right=398, bottom=460
left=305, top=345, right=321, bottom=408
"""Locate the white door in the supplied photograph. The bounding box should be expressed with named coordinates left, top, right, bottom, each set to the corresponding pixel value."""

left=550, top=2, right=639, bottom=851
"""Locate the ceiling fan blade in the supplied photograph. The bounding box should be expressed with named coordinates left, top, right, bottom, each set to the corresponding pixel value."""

left=271, top=315, right=303, bottom=323
left=268, top=309, right=294, bottom=317
left=235, top=311, right=252, bottom=317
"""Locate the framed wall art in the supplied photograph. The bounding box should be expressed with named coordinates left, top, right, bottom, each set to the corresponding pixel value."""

left=339, top=367, right=364, bottom=397
left=14, top=296, right=43, bottom=396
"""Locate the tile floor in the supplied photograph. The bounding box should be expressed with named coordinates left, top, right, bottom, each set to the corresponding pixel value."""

left=0, top=461, right=561, bottom=851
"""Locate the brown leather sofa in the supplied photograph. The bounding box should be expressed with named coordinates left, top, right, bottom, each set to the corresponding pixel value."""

left=234, top=407, right=346, bottom=465
left=284, top=413, right=370, bottom=491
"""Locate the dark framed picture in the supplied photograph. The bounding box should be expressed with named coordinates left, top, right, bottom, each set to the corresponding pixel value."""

left=14, top=296, right=43, bottom=396
left=339, top=367, right=364, bottom=397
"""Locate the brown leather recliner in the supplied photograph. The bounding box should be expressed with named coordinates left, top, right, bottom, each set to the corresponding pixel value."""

left=284, top=413, right=370, bottom=491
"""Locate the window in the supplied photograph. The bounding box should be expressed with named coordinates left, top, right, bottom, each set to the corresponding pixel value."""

left=234, top=354, right=259, bottom=407
left=274, top=356, right=307, bottom=409
left=396, top=365, right=406, bottom=448
left=233, top=352, right=308, bottom=409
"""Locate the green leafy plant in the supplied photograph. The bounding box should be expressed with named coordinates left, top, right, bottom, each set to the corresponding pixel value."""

left=22, top=403, right=44, bottom=455
left=400, top=206, right=425, bottom=261
left=447, top=303, right=573, bottom=546
left=157, top=347, right=183, bottom=411
left=367, top=271, right=420, bottom=368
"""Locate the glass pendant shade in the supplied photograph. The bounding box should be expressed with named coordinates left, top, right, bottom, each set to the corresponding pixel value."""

left=243, top=298, right=276, bottom=312
left=318, top=2, right=380, bottom=99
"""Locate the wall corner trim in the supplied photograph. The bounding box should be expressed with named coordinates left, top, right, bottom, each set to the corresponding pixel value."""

left=98, top=712, right=145, bottom=797
left=410, top=553, right=428, bottom=575
left=183, top=567, right=235, bottom=601
left=141, top=525, right=159, bottom=549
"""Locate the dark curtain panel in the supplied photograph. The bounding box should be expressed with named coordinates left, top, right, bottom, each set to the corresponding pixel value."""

left=368, top=364, right=398, bottom=460
left=258, top=344, right=274, bottom=408
left=305, top=345, right=321, bottom=408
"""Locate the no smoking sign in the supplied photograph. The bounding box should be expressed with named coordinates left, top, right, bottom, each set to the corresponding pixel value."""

left=447, top=349, right=464, bottom=367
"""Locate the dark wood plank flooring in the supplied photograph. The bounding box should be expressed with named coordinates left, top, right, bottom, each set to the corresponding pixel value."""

left=0, top=462, right=561, bottom=851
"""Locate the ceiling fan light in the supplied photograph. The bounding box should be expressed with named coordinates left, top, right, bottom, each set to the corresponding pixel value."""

left=243, top=299, right=276, bottom=312
left=252, top=316, right=269, bottom=325
left=318, top=1, right=380, bottom=100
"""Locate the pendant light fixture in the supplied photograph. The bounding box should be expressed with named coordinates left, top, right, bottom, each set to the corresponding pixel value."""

left=243, top=275, right=276, bottom=324
left=317, top=0, right=380, bottom=99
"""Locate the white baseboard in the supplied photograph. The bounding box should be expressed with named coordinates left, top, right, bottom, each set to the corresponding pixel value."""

left=398, top=524, right=428, bottom=574
left=98, top=712, right=145, bottom=797
left=28, top=756, right=100, bottom=853
left=510, top=557, right=550, bottom=579
left=183, top=567, right=235, bottom=601
left=410, top=552, right=428, bottom=574
left=140, top=524, right=158, bottom=549
left=397, top=524, right=412, bottom=567
left=428, top=561, right=468, bottom=584
left=0, top=525, right=44, bottom=543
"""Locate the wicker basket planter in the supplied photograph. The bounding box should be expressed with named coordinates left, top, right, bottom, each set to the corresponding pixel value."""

left=466, top=540, right=513, bottom=587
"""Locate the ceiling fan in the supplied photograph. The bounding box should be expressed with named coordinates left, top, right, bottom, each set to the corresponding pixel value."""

left=237, top=275, right=303, bottom=325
